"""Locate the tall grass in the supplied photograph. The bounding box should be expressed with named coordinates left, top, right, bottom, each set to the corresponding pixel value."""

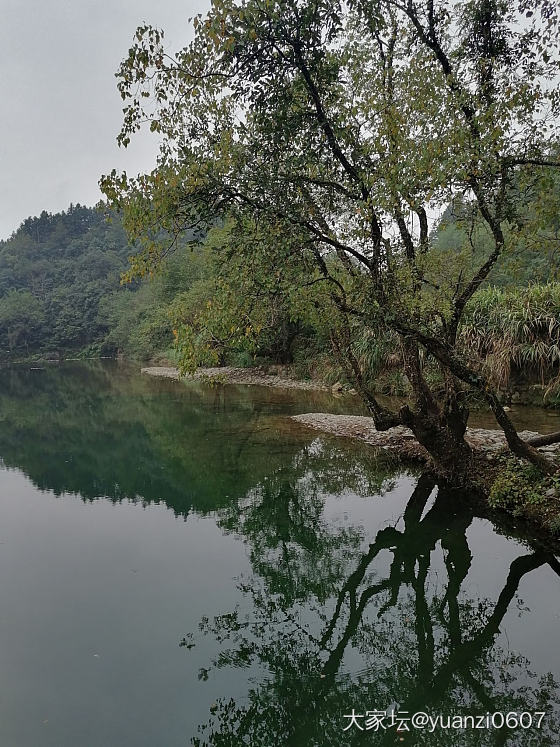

left=461, top=283, right=560, bottom=392
left=347, top=284, right=560, bottom=398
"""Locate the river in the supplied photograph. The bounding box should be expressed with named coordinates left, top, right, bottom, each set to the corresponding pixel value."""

left=0, top=361, right=558, bottom=746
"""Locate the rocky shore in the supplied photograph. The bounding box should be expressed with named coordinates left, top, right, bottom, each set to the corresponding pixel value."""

left=141, top=365, right=330, bottom=391
left=290, top=413, right=560, bottom=538
left=142, top=366, right=560, bottom=462
left=290, top=413, right=560, bottom=463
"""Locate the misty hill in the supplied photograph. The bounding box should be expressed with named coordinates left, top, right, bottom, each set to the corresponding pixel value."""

left=2, top=197, right=560, bottom=367
left=0, top=204, right=211, bottom=363
left=0, top=205, right=131, bottom=359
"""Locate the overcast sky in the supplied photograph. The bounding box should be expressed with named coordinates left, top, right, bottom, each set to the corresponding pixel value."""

left=0, top=0, right=210, bottom=239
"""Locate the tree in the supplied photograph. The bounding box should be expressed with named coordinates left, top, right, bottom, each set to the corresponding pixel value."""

left=101, top=0, right=560, bottom=485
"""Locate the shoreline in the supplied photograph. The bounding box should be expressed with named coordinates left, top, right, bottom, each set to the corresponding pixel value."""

left=290, top=413, right=560, bottom=541
left=142, top=365, right=560, bottom=460
left=141, top=365, right=331, bottom=391
left=141, top=365, right=560, bottom=539
left=290, top=412, right=560, bottom=460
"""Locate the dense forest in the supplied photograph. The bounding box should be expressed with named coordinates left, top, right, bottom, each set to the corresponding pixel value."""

left=0, top=204, right=207, bottom=362
left=2, top=200, right=560, bottom=407
left=0, top=204, right=320, bottom=367
left=0, top=205, right=130, bottom=359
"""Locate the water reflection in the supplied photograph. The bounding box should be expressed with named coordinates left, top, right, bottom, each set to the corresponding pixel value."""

left=1, top=363, right=559, bottom=746
left=0, top=361, right=366, bottom=515
left=189, top=473, right=560, bottom=746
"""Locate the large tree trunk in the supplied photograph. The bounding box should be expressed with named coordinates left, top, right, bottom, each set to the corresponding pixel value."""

left=400, top=406, right=474, bottom=485
left=406, top=327, right=559, bottom=476
left=399, top=339, right=474, bottom=485
left=332, top=326, right=557, bottom=487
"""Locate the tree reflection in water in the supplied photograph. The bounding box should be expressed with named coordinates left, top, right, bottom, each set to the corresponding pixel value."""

left=188, top=471, right=560, bottom=746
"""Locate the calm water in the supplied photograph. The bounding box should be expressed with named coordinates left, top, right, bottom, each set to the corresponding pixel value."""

left=0, top=362, right=559, bottom=746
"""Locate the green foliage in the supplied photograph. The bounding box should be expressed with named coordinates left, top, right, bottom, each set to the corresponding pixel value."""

left=168, top=221, right=324, bottom=374
left=99, top=241, right=214, bottom=360
left=489, top=456, right=544, bottom=511
left=433, top=173, right=560, bottom=288
left=5, top=200, right=560, bottom=403
left=547, top=515, right=560, bottom=535
left=6, top=0, right=560, bottom=431
left=461, top=283, right=560, bottom=393
left=0, top=289, right=45, bottom=352
left=0, top=205, right=324, bottom=368
left=0, top=205, right=215, bottom=364
left=101, top=0, right=560, bottom=450
left=489, top=456, right=560, bottom=530
left=0, top=205, right=131, bottom=358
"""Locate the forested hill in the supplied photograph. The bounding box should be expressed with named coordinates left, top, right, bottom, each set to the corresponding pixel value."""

left=3, top=199, right=560, bottom=375
left=0, top=205, right=131, bottom=359
left=0, top=204, right=210, bottom=363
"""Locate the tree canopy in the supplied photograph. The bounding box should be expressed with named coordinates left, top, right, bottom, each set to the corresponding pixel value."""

left=0, top=205, right=210, bottom=362
left=102, top=0, right=560, bottom=482
left=0, top=205, right=130, bottom=358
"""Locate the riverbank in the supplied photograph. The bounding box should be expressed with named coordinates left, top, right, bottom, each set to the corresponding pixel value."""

left=290, top=412, right=560, bottom=460
left=141, top=367, right=560, bottom=458
left=291, top=413, right=560, bottom=538
left=141, top=365, right=332, bottom=391
left=142, top=364, right=560, bottom=537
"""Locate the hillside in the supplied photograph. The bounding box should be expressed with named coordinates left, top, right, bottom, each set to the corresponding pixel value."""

left=0, top=204, right=215, bottom=363
left=0, top=205, right=130, bottom=359
left=2, top=197, right=560, bottom=397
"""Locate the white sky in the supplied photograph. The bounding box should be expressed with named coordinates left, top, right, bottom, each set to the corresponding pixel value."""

left=0, top=0, right=210, bottom=239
